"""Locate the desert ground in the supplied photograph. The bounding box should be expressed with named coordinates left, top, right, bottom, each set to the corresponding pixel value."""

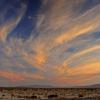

left=0, top=88, right=100, bottom=100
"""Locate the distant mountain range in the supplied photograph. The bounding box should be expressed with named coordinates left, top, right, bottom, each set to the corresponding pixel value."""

left=85, top=84, right=100, bottom=88
left=17, top=85, right=55, bottom=88
left=74, top=84, right=100, bottom=88
left=17, top=84, right=100, bottom=88
left=1, top=84, right=100, bottom=88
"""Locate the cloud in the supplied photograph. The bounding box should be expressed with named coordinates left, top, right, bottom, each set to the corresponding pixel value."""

left=0, top=0, right=100, bottom=86
left=63, top=45, right=100, bottom=65
left=54, top=4, right=100, bottom=46
left=0, top=3, right=27, bottom=41
left=0, top=71, right=25, bottom=82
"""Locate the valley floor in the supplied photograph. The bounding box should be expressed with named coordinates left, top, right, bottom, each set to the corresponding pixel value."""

left=0, top=88, right=100, bottom=100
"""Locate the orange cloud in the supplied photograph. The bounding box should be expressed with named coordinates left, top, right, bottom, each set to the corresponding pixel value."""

left=0, top=71, right=25, bottom=82
left=63, top=45, right=100, bottom=65
left=22, top=51, right=47, bottom=70
left=49, top=62, right=100, bottom=85
left=68, top=62, right=100, bottom=76
left=0, top=4, right=27, bottom=41
left=34, top=53, right=47, bottom=66
left=54, top=4, right=100, bottom=46
left=26, top=73, right=45, bottom=80
left=21, top=40, right=48, bottom=70
left=0, top=71, right=45, bottom=83
left=55, top=25, right=93, bottom=45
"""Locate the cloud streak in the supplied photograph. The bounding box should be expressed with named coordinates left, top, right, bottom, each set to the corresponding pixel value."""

left=0, top=0, right=100, bottom=86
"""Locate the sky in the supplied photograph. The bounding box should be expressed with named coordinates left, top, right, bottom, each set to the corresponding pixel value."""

left=0, top=0, right=100, bottom=87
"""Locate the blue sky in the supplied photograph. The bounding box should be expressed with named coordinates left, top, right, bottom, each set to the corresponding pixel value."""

left=0, top=0, right=100, bottom=87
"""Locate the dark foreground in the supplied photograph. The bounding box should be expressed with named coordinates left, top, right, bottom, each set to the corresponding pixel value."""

left=0, top=87, right=100, bottom=100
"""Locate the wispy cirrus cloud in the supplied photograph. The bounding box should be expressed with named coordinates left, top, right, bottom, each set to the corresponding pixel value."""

left=0, top=0, right=100, bottom=86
